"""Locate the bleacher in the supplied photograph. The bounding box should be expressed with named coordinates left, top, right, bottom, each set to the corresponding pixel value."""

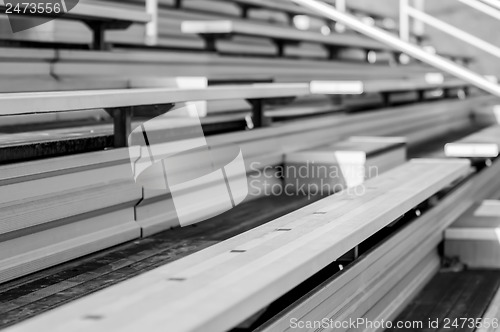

left=1, top=0, right=500, bottom=331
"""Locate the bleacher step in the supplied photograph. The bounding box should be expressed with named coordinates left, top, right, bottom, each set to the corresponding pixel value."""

left=445, top=200, right=500, bottom=269
left=1, top=159, right=470, bottom=332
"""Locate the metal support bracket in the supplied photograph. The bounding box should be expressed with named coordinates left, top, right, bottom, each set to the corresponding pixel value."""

left=272, top=39, right=301, bottom=57
left=84, top=20, right=132, bottom=50
left=239, top=4, right=258, bottom=18
left=246, top=99, right=270, bottom=128
left=106, top=103, right=175, bottom=148
left=246, top=97, right=296, bottom=128
left=106, top=107, right=133, bottom=148
left=325, top=45, right=340, bottom=60
left=199, top=34, right=232, bottom=52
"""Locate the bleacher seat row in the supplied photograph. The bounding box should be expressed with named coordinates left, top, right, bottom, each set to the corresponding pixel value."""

left=0, top=82, right=493, bottom=283
left=2, top=159, right=473, bottom=332
left=0, top=78, right=472, bottom=145
left=1, top=0, right=471, bottom=64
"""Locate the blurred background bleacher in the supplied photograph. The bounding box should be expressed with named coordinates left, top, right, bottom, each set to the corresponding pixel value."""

left=0, top=0, right=480, bottom=153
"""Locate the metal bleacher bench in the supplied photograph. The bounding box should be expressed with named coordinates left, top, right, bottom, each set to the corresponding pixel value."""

left=177, top=0, right=401, bottom=33
left=0, top=78, right=476, bottom=285
left=3, top=159, right=471, bottom=332
left=0, top=0, right=151, bottom=49
left=0, top=77, right=470, bottom=147
left=181, top=20, right=470, bottom=64
left=445, top=125, right=500, bottom=159
left=311, top=77, right=468, bottom=95
left=0, top=83, right=313, bottom=146
left=182, top=19, right=392, bottom=59
left=176, top=0, right=317, bottom=18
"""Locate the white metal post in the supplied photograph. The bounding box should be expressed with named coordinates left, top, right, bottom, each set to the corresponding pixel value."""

left=400, top=0, right=411, bottom=42
left=335, top=0, right=346, bottom=13
left=412, top=0, right=425, bottom=40
left=335, top=0, right=346, bottom=32
left=145, top=0, right=158, bottom=45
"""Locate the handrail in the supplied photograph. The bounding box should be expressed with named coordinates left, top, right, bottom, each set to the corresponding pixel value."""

left=406, top=5, right=500, bottom=58
left=458, top=0, right=500, bottom=20
left=401, top=0, right=500, bottom=60
left=291, top=0, right=500, bottom=98
left=478, top=0, right=500, bottom=11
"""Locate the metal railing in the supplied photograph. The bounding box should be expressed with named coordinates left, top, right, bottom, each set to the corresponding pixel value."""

left=143, top=0, right=500, bottom=97
left=291, top=0, right=500, bottom=98
left=458, top=0, right=500, bottom=20
left=479, top=0, right=500, bottom=11
left=400, top=0, right=500, bottom=58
